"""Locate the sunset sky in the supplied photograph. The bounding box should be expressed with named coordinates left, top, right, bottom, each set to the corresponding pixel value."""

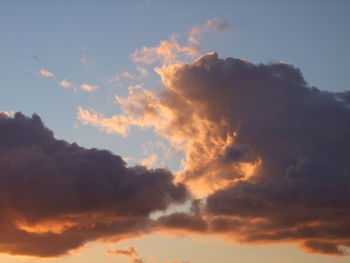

left=1, top=1, right=350, bottom=263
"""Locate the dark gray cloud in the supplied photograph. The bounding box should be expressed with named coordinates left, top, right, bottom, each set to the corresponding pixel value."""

left=4, top=50, right=350, bottom=257
left=141, top=52, right=350, bottom=255
left=0, top=113, right=188, bottom=257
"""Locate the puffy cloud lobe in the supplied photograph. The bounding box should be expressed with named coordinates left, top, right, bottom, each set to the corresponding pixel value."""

left=80, top=52, right=350, bottom=255
left=0, top=113, right=188, bottom=257
left=162, top=53, right=350, bottom=255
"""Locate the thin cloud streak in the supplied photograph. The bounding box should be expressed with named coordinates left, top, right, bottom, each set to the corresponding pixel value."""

left=108, top=67, right=149, bottom=83
left=37, top=69, right=54, bottom=78
left=80, top=83, right=99, bottom=92
left=107, top=247, right=144, bottom=263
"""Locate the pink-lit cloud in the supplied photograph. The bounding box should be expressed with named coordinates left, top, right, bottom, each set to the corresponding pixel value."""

left=37, top=69, right=54, bottom=78
left=131, top=18, right=229, bottom=65
left=80, top=83, right=99, bottom=92
left=59, top=79, right=73, bottom=88
left=79, top=51, right=350, bottom=256
left=140, top=154, right=158, bottom=168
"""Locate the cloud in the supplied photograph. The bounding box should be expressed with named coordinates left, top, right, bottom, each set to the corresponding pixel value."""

left=108, top=67, right=149, bottom=83
left=0, top=113, right=188, bottom=257
left=187, top=18, right=230, bottom=46
left=77, top=107, right=131, bottom=136
left=0, top=111, right=13, bottom=117
left=131, top=19, right=229, bottom=65
left=59, top=79, right=73, bottom=88
left=107, top=246, right=189, bottom=263
left=79, top=52, right=350, bottom=255
left=141, top=154, right=158, bottom=168
left=79, top=47, right=94, bottom=66
left=37, top=69, right=54, bottom=78
left=80, top=83, right=99, bottom=92
left=107, top=247, right=144, bottom=263
left=204, top=18, right=230, bottom=32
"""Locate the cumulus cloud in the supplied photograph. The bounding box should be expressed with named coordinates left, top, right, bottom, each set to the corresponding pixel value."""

left=80, top=83, right=99, bottom=92
left=59, top=79, right=73, bottom=88
left=37, top=69, right=54, bottom=78
left=0, top=113, right=188, bottom=257
left=79, top=52, right=350, bottom=255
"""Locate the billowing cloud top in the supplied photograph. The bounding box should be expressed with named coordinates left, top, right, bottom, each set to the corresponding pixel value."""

left=0, top=113, right=188, bottom=257
left=79, top=52, right=350, bottom=256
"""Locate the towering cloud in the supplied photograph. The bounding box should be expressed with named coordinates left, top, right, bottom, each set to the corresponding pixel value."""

left=0, top=113, right=188, bottom=257
left=79, top=52, right=350, bottom=255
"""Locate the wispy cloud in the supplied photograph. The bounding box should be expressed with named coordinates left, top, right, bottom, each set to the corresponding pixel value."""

left=80, top=83, right=99, bottom=92
left=59, top=79, right=73, bottom=88
left=37, top=68, right=54, bottom=78
left=131, top=18, right=230, bottom=65
left=140, top=154, right=158, bottom=168
left=108, top=67, right=149, bottom=83
left=79, top=47, right=94, bottom=66
left=107, top=247, right=144, bottom=263
left=77, top=107, right=130, bottom=136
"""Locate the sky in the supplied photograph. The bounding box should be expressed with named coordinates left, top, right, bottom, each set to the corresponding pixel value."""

left=1, top=1, right=350, bottom=263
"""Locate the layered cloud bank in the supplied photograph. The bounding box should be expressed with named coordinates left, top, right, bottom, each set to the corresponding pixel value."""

left=79, top=52, right=350, bottom=256
left=0, top=112, right=187, bottom=257
left=2, top=50, right=350, bottom=257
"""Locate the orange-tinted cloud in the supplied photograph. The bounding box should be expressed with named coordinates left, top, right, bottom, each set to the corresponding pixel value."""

left=59, top=79, right=72, bottom=88
left=37, top=69, right=54, bottom=78
left=0, top=111, right=13, bottom=117
left=131, top=19, right=229, bottom=65
left=79, top=52, right=350, bottom=256
left=80, top=83, right=99, bottom=92
left=0, top=113, right=188, bottom=257
left=141, top=154, right=158, bottom=168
